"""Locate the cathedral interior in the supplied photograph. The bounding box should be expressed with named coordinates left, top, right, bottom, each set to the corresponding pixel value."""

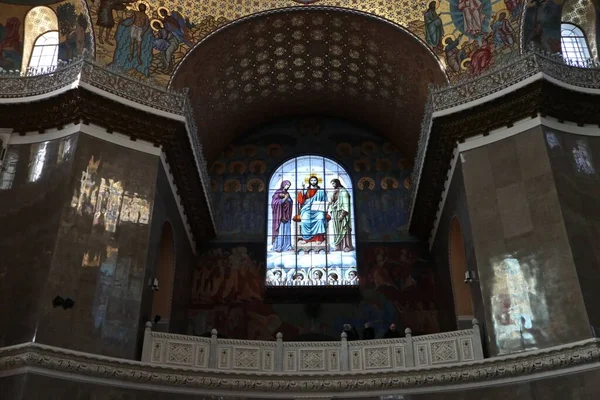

left=2, top=0, right=600, bottom=399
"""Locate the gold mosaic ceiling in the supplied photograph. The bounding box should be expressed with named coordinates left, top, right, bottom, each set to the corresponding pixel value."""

left=153, top=0, right=431, bottom=31
left=172, top=8, right=447, bottom=165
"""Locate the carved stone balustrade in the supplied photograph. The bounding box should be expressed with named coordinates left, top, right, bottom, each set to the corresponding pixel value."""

left=141, top=320, right=483, bottom=373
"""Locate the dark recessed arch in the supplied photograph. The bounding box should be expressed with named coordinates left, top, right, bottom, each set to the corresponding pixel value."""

left=171, top=6, right=447, bottom=166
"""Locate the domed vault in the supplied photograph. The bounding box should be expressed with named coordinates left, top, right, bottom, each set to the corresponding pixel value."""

left=171, top=7, right=448, bottom=165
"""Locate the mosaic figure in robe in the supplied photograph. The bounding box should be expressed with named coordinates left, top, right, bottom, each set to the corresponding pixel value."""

left=296, top=175, right=328, bottom=244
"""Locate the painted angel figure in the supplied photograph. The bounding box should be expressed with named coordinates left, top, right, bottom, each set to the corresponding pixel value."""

left=152, top=7, right=194, bottom=70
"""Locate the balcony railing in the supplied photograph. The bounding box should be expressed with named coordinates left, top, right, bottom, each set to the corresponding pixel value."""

left=141, top=320, right=483, bottom=373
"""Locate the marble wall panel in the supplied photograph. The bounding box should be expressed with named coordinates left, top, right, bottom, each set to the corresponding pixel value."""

left=29, top=134, right=159, bottom=359
left=461, top=127, right=591, bottom=356
left=545, top=127, right=600, bottom=335
left=0, top=136, right=77, bottom=347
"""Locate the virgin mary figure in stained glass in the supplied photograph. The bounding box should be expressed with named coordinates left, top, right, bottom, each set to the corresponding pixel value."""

left=271, top=180, right=294, bottom=252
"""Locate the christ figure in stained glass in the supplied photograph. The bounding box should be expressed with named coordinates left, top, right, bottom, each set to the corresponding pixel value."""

left=296, top=175, right=328, bottom=244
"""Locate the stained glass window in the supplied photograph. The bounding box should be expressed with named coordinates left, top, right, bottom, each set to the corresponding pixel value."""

left=266, top=155, right=357, bottom=287
left=561, top=23, right=591, bottom=65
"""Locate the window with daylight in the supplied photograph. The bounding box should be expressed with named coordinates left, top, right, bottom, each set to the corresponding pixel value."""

left=266, top=155, right=357, bottom=287
left=561, top=23, right=591, bottom=64
left=29, top=31, right=59, bottom=72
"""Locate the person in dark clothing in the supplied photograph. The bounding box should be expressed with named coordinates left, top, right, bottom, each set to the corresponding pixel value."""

left=343, top=324, right=359, bottom=341
left=362, top=322, right=375, bottom=340
left=383, top=323, right=401, bottom=339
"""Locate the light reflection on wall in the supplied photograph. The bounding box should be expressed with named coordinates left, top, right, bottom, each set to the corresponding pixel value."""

left=491, top=258, right=539, bottom=354
left=573, top=139, right=595, bottom=174
left=57, top=136, right=74, bottom=164
left=73, top=156, right=101, bottom=216
left=93, top=246, right=118, bottom=330
left=544, top=131, right=561, bottom=150
left=72, top=156, right=151, bottom=231
left=28, top=141, right=48, bottom=182
left=120, top=192, right=151, bottom=225
left=93, top=178, right=124, bottom=233
left=0, top=149, right=19, bottom=190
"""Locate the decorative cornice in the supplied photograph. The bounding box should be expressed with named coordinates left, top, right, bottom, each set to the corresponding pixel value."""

left=408, top=50, right=600, bottom=240
left=0, top=58, right=216, bottom=240
left=1, top=341, right=600, bottom=396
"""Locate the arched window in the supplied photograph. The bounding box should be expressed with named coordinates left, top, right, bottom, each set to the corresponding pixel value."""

left=29, top=31, right=59, bottom=72
left=266, top=155, right=357, bottom=287
left=561, top=23, right=592, bottom=64
left=562, top=0, right=598, bottom=62
left=21, top=6, right=59, bottom=73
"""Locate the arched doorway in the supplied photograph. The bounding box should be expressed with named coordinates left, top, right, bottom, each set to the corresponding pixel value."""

left=449, top=217, right=474, bottom=328
left=151, top=222, right=175, bottom=332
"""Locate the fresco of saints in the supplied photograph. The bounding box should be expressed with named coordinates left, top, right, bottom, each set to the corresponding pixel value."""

left=329, top=179, right=354, bottom=252
left=296, top=175, right=328, bottom=244
left=492, top=12, right=515, bottom=48
left=458, top=0, right=485, bottom=36
left=424, top=1, right=444, bottom=49
left=271, top=180, right=294, bottom=252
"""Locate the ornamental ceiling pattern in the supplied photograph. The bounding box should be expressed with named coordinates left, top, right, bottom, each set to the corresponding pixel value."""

left=171, top=8, right=447, bottom=165
left=87, top=0, right=527, bottom=86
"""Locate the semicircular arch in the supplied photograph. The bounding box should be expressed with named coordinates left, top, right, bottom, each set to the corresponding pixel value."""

left=171, top=6, right=448, bottom=166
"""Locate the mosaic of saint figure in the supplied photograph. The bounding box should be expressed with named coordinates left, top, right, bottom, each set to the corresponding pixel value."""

left=424, top=1, right=444, bottom=49
left=458, top=0, right=484, bottom=36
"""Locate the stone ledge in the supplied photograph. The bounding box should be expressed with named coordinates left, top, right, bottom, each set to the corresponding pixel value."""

left=1, top=340, right=600, bottom=396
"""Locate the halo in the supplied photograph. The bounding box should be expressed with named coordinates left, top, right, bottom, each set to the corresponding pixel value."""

left=427, top=0, right=441, bottom=9
left=150, top=19, right=164, bottom=31
left=157, top=6, right=170, bottom=18
left=495, top=9, right=509, bottom=20
left=303, top=173, right=323, bottom=184
left=442, top=34, right=456, bottom=47
left=461, top=57, right=472, bottom=71
left=127, top=1, right=152, bottom=18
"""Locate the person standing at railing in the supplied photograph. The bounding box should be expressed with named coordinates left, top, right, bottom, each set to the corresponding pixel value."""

left=383, top=323, right=401, bottom=339
left=343, top=324, right=359, bottom=341
left=362, top=323, right=375, bottom=340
